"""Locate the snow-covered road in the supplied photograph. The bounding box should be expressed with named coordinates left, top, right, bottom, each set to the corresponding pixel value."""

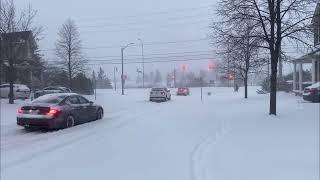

left=1, top=87, right=319, bottom=180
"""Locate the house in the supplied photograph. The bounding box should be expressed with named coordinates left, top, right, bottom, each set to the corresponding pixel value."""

left=290, top=3, right=320, bottom=94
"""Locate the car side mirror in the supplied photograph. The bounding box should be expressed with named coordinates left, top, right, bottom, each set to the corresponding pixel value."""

left=89, top=101, right=94, bottom=105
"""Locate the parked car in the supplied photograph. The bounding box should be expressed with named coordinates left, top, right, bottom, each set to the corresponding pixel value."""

left=0, top=83, right=30, bottom=99
left=176, top=87, right=190, bottom=96
left=303, top=82, right=320, bottom=103
left=17, top=93, right=104, bottom=130
left=34, top=86, right=72, bottom=99
left=149, top=87, right=171, bottom=102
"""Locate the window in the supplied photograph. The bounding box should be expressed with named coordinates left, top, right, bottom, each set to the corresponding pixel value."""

left=66, top=96, right=80, bottom=104
left=78, top=96, right=89, bottom=104
left=44, top=87, right=58, bottom=90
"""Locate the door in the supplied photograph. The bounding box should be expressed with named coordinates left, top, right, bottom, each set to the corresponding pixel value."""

left=77, top=96, right=95, bottom=121
left=65, top=96, right=83, bottom=124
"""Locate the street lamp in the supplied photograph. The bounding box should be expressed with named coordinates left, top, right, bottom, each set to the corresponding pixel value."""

left=121, top=43, right=134, bottom=95
left=137, top=38, right=145, bottom=88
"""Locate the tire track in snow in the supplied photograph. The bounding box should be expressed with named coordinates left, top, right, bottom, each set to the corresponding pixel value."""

left=2, top=104, right=163, bottom=170
left=1, top=109, right=142, bottom=170
left=1, top=109, right=128, bottom=152
left=190, top=118, right=232, bottom=180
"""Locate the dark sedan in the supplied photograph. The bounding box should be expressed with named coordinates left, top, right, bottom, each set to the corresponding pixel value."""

left=17, top=93, right=104, bottom=130
left=303, top=82, right=320, bottom=103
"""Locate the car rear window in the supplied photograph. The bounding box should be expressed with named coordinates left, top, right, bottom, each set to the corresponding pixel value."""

left=152, top=88, right=164, bottom=91
left=32, top=95, right=67, bottom=104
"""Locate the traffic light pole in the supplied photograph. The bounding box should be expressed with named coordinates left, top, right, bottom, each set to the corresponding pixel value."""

left=121, top=43, right=134, bottom=95
left=121, top=48, right=124, bottom=95
left=114, top=67, right=117, bottom=91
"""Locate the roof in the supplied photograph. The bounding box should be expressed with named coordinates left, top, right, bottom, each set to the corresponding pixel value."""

left=291, top=49, right=320, bottom=63
left=34, top=93, right=77, bottom=99
left=313, top=3, right=320, bottom=24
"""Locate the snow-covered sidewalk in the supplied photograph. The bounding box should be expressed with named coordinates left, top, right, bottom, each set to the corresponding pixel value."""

left=1, top=87, right=319, bottom=180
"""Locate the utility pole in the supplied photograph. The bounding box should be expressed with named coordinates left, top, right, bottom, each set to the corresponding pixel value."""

left=138, top=38, right=145, bottom=88
left=121, top=43, right=134, bottom=95
left=94, top=79, right=97, bottom=100
left=121, top=48, right=124, bottom=95
left=173, top=68, right=177, bottom=88
left=114, top=67, right=117, bottom=91
left=200, top=77, right=203, bottom=102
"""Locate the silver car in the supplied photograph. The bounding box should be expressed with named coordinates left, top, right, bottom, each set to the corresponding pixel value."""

left=0, top=84, right=31, bottom=99
left=149, top=87, right=171, bottom=102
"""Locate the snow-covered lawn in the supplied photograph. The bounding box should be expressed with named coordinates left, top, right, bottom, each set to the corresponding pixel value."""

left=0, top=87, right=319, bottom=180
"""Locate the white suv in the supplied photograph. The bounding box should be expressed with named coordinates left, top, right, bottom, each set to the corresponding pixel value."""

left=149, top=87, right=171, bottom=102
left=0, top=84, right=31, bottom=99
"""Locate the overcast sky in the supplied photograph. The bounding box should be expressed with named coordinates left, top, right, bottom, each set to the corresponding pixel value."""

left=15, top=0, right=311, bottom=81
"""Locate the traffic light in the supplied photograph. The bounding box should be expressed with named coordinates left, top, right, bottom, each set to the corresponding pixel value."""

left=181, top=64, right=188, bottom=71
left=208, top=63, right=215, bottom=70
left=228, top=74, right=235, bottom=80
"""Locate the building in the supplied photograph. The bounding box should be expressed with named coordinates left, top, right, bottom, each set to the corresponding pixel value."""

left=291, top=3, right=320, bottom=93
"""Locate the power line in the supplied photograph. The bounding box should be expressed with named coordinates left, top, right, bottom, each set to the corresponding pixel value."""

left=79, top=20, right=210, bottom=34
left=79, top=13, right=213, bottom=29
left=76, top=4, right=214, bottom=23
left=48, top=54, right=216, bottom=63
left=86, top=50, right=216, bottom=59
left=46, top=50, right=300, bottom=65
left=41, top=38, right=210, bottom=51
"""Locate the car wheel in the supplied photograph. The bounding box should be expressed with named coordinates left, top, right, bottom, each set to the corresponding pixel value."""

left=24, top=127, right=34, bottom=131
left=97, top=109, right=103, bottom=120
left=66, top=115, right=75, bottom=128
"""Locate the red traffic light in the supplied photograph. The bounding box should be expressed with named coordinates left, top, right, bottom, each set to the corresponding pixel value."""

left=208, top=63, right=215, bottom=70
left=228, top=74, right=235, bottom=80
left=181, top=64, right=188, bottom=71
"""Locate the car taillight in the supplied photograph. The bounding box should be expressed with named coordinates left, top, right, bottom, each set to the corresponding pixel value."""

left=310, top=88, right=317, bottom=94
left=47, top=108, right=61, bottom=116
left=17, top=108, right=23, bottom=114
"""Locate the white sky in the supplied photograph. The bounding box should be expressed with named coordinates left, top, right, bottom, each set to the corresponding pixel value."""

left=15, top=0, right=313, bottom=80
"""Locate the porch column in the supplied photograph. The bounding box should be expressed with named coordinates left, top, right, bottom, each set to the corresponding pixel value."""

left=299, top=63, right=303, bottom=92
left=312, top=59, right=316, bottom=84
left=293, top=62, right=297, bottom=90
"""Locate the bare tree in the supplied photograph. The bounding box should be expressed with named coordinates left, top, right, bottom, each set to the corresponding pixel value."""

left=213, top=12, right=267, bottom=98
left=218, top=23, right=266, bottom=98
left=0, top=0, right=42, bottom=104
left=215, top=0, right=317, bottom=115
left=55, top=19, right=86, bottom=89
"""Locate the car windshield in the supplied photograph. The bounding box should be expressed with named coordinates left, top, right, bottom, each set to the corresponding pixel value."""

left=32, top=95, right=67, bottom=104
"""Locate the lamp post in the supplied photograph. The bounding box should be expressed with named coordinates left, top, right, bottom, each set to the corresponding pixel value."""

left=137, top=38, right=145, bottom=88
left=121, top=43, right=134, bottom=95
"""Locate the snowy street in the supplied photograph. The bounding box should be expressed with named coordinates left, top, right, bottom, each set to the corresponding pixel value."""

left=1, top=87, right=319, bottom=180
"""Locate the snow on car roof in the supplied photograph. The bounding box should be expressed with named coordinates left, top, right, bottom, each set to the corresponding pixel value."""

left=306, top=82, right=320, bottom=89
left=33, top=93, right=77, bottom=101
